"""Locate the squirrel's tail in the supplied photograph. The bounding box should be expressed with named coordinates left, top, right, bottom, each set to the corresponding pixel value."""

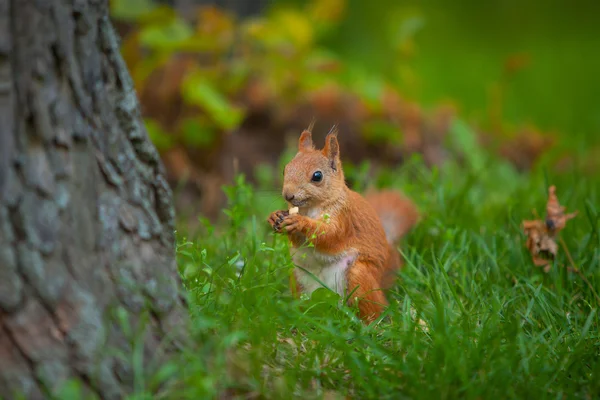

left=365, top=189, right=419, bottom=244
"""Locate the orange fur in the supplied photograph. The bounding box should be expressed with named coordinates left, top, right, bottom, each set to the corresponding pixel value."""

left=364, top=190, right=420, bottom=243
left=268, top=127, right=418, bottom=323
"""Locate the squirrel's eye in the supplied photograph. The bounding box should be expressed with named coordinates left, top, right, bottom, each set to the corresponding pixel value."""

left=311, top=171, right=323, bottom=182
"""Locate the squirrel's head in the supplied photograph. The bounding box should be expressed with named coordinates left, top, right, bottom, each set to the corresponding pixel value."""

left=282, top=126, right=345, bottom=209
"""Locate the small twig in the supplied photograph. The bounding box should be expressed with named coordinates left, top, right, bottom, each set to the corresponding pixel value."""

left=559, top=236, right=600, bottom=306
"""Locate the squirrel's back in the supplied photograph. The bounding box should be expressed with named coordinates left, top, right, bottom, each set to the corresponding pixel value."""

left=344, top=189, right=390, bottom=257
left=364, top=190, right=419, bottom=244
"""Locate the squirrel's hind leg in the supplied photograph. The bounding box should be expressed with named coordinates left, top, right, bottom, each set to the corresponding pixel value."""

left=346, top=263, right=388, bottom=323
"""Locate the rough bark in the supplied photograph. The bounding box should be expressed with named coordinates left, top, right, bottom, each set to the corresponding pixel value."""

left=0, top=1, right=188, bottom=399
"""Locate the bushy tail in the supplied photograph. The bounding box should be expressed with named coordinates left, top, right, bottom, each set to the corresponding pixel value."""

left=365, top=190, right=419, bottom=244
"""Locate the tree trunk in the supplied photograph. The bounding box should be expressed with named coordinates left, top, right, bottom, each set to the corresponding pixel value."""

left=0, top=1, right=188, bottom=399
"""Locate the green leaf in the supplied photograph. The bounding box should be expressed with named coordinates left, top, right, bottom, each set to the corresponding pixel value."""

left=139, top=18, right=193, bottom=50
left=180, top=118, right=218, bottom=148
left=144, top=119, right=174, bottom=151
left=183, top=263, right=199, bottom=279
left=182, top=74, right=245, bottom=130
left=309, top=287, right=341, bottom=306
left=227, top=252, right=241, bottom=266
left=110, top=0, right=157, bottom=22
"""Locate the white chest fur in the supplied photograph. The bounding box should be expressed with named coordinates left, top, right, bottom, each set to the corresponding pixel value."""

left=292, top=247, right=357, bottom=297
left=291, top=206, right=357, bottom=297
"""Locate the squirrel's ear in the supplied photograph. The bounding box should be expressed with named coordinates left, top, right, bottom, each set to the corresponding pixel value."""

left=298, top=130, right=314, bottom=151
left=322, top=126, right=340, bottom=171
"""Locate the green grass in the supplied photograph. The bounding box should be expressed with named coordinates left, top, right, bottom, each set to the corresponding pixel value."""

left=105, top=2, right=600, bottom=396
left=149, top=128, right=599, bottom=399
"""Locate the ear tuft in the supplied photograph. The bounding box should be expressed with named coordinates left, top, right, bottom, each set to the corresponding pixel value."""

left=307, top=117, right=316, bottom=134
left=322, top=125, right=340, bottom=171
left=298, top=129, right=313, bottom=151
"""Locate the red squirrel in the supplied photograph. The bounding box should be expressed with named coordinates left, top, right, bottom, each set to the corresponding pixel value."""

left=268, top=127, right=419, bottom=323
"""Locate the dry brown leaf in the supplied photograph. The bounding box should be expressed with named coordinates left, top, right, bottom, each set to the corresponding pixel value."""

left=522, top=219, right=554, bottom=271
left=522, top=185, right=577, bottom=271
left=546, top=185, right=578, bottom=232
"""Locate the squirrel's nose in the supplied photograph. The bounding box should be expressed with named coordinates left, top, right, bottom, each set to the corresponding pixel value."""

left=285, top=193, right=295, bottom=202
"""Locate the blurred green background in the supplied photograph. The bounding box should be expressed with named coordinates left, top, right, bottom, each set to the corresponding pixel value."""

left=323, top=0, right=600, bottom=143
left=110, top=0, right=600, bottom=220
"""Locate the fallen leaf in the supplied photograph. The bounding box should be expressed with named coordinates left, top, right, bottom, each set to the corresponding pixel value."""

left=546, top=185, right=578, bottom=232
left=522, top=186, right=577, bottom=271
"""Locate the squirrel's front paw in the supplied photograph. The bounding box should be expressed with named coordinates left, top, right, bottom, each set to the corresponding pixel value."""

left=268, top=210, right=289, bottom=232
left=282, top=214, right=305, bottom=234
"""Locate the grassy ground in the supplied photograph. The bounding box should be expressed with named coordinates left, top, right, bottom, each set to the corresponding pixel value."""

left=152, top=121, right=600, bottom=399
